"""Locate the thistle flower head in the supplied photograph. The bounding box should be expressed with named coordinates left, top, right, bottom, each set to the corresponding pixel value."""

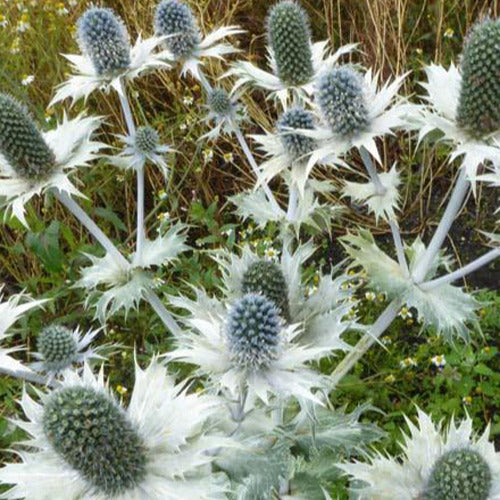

left=226, top=293, right=281, bottom=368
left=154, top=0, right=201, bottom=60
left=277, top=106, right=316, bottom=159
left=267, top=0, right=314, bottom=86
left=208, top=87, right=233, bottom=118
left=37, top=325, right=78, bottom=372
left=424, top=448, right=492, bottom=500
left=316, top=66, right=370, bottom=136
left=456, top=18, right=500, bottom=138
left=0, top=93, right=56, bottom=181
left=241, top=260, right=290, bottom=320
left=135, top=126, right=160, bottom=156
left=43, top=385, right=147, bottom=496
left=77, top=7, right=131, bottom=76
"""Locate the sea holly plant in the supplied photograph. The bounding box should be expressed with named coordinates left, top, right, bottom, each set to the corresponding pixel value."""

left=0, top=2, right=499, bottom=499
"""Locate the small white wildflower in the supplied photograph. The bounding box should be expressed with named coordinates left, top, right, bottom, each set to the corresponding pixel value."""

left=21, top=74, right=34, bottom=86
left=431, top=354, right=446, bottom=369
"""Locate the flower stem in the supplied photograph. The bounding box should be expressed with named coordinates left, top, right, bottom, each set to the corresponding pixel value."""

left=52, top=190, right=182, bottom=336
left=286, top=183, right=299, bottom=222
left=412, top=168, right=470, bottom=283
left=330, top=299, right=401, bottom=388
left=389, top=219, right=410, bottom=278
left=420, top=247, right=500, bottom=291
left=359, top=146, right=386, bottom=195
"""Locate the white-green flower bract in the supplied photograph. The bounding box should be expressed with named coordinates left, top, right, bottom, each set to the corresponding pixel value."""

left=416, top=64, right=500, bottom=186
left=108, top=126, right=172, bottom=175
left=0, top=105, right=103, bottom=227
left=230, top=181, right=342, bottom=233
left=225, top=2, right=356, bottom=107
left=31, top=324, right=104, bottom=377
left=306, top=69, right=409, bottom=170
left=0, top=361, right=230, bottom=500
left=252, top=106, right=324, bottom=194
left=213, top=242, right=354, bottom=352
left=342, top=164, right=401, bottom=223
left=168, top=289, right=328, bottom=405
left=0, top=289, right=46, bottom=375
left=342, top=230, right=480, bottom=341
left=76, top=225, right=188, bottom=321
left=201, top=87, right=244, bottom=140
left=51, top=8, right=171, bottom=106
left=339, top=409, right=500, bottom=500
left=154, top=0, right=243, bottom=80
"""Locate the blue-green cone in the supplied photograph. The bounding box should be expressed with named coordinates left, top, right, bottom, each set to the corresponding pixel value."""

left=43, top=386, right=147, bottom=495
left=154, top=0, right=201, bottom=60
left=277, top=106, right=316, bottom=159
left=208, top=88, right=233, bottom=117
left=456, top=18, right=500, bottom=138
left=423, top=448, right=492, bottom=500
left=267, top=1, right=314, bottom=86
left=227, top=294, right=281, bottom=368
left=316, top=66, right=370, bottom=136
left=77, top=7, right=131, bottom=76
left=135, top=126, right=159, bottom=155
left=0, top=93, right=56, bottom=181
left=241, top=260, right=290, bottom=321
left=37, top=325, right=78, bottom=372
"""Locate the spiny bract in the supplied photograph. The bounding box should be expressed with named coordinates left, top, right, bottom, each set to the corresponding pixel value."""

left=0, top=93, right=56, bottom=181
left=267, top=0, right=314, bottom=86
left=154, top=0, right=201, bottom=59
left=456, top=18, right=500, bottom=138
left=423, top=448, right=492, bottom=500
left=43, top=386, right=147, bottom=496
left=135, top=126, right=160, bottom=155
left=241, top=260, right=290, bottom=321
left=277, top=106, right=316, bottom=159
left=226, top=293, right=281, bottom=368
left=37, top=325, right=77, bottom=372
left=317, top=66, right=370, bottom=136
left=77, top=7, right=131, bottom=76
left=208, top=87, right=233, bottom=117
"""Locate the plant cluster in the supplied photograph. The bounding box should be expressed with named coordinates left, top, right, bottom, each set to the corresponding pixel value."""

left=0, top=1, right=499, bottom=499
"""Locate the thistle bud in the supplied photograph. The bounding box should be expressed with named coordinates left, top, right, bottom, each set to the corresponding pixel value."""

left=316, top=66, right=370, bottom=136
left=208, top=87, right=233, bottom=118
left=135, top=126, right=160, bottom=155
left=424, top=448, right=492, bottom=500
left=456, top=18, right=500, bottom=138
left=43, top=386, right=147, bottom=495
left=37, top=325, right=77, bottom=372
left=242, top=260, right=290, bottom=320
left=227, top=294, right=281, bottom=368
left=154, top=0, right=201, bottom=60
left=0, top=93, right=56, bottom=180
left=267, top=1, right=314, bottom=86
left=77, top=7, right=131, bottom=76
left=277, top=106, right=316, bottom=159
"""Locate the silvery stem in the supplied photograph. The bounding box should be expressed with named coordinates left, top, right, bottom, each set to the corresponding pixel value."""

left=0, top=366, right=54, bottom=386
left=412, top=168, right=470, bottom=283
left=359, top=146, right=386, bottom=195
left=420, top=247, right=500, bottom=291
left=389, top=219, right=410, bottom=278
left=53, top=191, right=182, bottom=337
left=286, top=184, right=299, bottom=222
left=330, top=299, right=401, bottom=388
left=135, top=163, right=146, bottom=266
left=117, top=78, right=136, bottom=136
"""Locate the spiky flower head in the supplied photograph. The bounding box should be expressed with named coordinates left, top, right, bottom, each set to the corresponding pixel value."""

left=37, top=325, right=78, bottom=372
left=208, top=87, right=233, bottom=118
left=154, top=0, right=201, bottom=60
left=43, top=385, right=147, bottom=496
left=241, top=260, right=290, bottom=321
left=317, top=66, right=370, bottom=136
left=456, top=18, right=500, bottom=138
left=0, top=93, right=56, bottom=181
left=267, top=1, right=314, bottom=86
left=277, top=106, right=316, bottom=159
left=226, top=293, right=281, bottom=368
left=424, top=448, right=492, bottom=500
left=135, top=126, right=160, bottom=156
left=77, top=7, right=131, bottom=76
